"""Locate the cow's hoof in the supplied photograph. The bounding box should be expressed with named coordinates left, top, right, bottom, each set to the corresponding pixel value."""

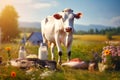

left=67, top=58, right=70, bottom=62
left=57, top=61, right=62, bottom=65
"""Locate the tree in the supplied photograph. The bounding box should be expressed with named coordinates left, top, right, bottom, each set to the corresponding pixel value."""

left=88, top=29, right=94, bottom=34
left=95, top=28, right=99, bottom=34
left=0, top=5, right=19, bottom=42
left=106, top=32, right=113, bottom=40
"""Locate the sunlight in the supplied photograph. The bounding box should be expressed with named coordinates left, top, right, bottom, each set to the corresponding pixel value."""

left=0, top=0, right=36, bottom=22
left=0, top=0, right=14, bottom=11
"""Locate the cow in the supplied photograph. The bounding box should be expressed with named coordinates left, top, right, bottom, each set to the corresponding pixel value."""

left=41, top=8, right=82, bottom=64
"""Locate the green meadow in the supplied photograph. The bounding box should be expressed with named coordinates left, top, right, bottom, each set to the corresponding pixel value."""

left=0, top=34, right=120, bottom=80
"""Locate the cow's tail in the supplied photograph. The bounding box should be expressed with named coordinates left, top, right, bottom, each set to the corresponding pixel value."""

left=41, top=17, right=48, bottom=27
left=44, top=17, right=48, bottom=24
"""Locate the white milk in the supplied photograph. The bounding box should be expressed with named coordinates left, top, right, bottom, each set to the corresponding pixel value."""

left=38, top=44, right=48, bottom=60
left=18, top=46, right=26, bottom=59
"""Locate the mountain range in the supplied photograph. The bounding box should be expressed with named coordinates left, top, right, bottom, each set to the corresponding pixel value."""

left=19, top=22, right=111, bottom=31
left=19, top=22, right=41, bottom=28
left=74, top=24, right=111, bottom=31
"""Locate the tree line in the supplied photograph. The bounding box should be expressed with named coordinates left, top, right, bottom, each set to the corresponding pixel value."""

left=75, top=27, right=120, bottom=35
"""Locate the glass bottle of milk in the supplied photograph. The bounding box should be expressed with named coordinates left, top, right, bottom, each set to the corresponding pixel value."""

left=18, top=46, right=26, bottom=59
left=38, top=43, right=48, bottom=60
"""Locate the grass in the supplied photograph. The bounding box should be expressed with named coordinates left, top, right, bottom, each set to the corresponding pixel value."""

left=0, top=34, right=120, bottom=80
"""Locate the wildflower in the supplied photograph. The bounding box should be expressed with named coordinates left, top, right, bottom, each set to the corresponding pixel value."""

left=5, top=47, right=11, bottom=52
left=100, top=45, right=120, bottom=71
left=117, top=50, right=120, bottom=56
left=104, top=50, right=111, bottom=56
left=11, top=71, right=16, bottom=77
left=5, top=47, right=11, bottom=61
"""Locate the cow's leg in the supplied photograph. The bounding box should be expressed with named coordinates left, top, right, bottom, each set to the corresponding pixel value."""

left=67, top=45, right=72, bottom=62
left=66, top=34, right=73, bottom=62
left=55, top=34, right=62, bottom=64
left=58, top=51, right=62, bottom=65
left=50, top=43, right=55, bottom=60
left=67, top=42, right=72, bottom=61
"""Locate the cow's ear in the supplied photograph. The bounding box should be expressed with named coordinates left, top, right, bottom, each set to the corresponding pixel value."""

left=74, top=13, right=82, bottom=19
left=53, top=14, right=62, bottom=20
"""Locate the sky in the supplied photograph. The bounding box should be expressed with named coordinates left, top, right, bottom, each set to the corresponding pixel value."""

left=0, top=0, right=120, bottom=27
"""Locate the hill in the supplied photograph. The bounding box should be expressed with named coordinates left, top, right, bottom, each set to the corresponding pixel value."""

left=18, top=21, right=112, bottom=31
left=19, top=22, right=41, bottom=28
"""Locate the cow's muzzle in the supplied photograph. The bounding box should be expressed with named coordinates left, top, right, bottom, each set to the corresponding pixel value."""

left=65, top=27, right=72, bottom=32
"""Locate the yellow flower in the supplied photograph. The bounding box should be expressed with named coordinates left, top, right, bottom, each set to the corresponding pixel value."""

left=104, top=50, right=111, bottom=56
left=11, top=71, right=16, bottom=77
left=5, top=47, right=11, bottom=51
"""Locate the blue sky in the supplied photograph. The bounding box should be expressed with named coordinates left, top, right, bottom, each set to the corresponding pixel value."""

left=0, top=0, right=120, bottom=27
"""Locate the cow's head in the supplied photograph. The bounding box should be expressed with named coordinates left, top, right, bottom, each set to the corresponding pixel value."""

left=53, top=8, right=82, bottom=33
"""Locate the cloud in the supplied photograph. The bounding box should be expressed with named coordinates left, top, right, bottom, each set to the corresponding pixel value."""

left=110, top=16, right=120, bottom=27
left=13, top=0, right=58, bottom=9
left=31, top=1, right=58, bottom=9
left=0, top=0, right=32, bottom=11
left=101, top=16, right=120, bottom=27
left=0, top=0, right=58, bottom=10
left=32, top=3, right=52, bottom=9
left=13, top=0, right=32, bottom=4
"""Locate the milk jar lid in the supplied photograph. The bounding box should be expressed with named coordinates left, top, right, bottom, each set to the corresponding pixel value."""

left=40, top=43, right=47, bottom=46
left=40, top=43, right=43, bottom=46
left=20, top=46, right=25, bottom=50
left=40, top=43, right=46, bottom=46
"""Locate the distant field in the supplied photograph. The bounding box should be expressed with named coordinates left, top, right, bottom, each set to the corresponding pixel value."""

left=74, top=34, right=120, bottom=41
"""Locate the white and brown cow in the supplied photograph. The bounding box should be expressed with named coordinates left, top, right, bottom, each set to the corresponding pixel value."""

left=41, top=8, right=82, bottom=64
